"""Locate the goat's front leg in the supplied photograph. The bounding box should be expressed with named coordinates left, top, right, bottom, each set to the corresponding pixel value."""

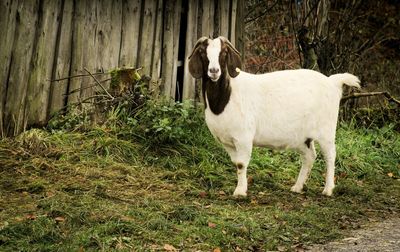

left=225, top=142, right=252, bottom=197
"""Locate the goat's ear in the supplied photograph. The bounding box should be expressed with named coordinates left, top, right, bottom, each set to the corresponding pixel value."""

left=219, top=36, right=242, bottom=78
left=188, top=37, right=208, bottom=79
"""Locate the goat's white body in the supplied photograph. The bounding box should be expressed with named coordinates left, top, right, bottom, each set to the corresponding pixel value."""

left=204, top=69, right=360, bottom=196
left=206, top=69, right=341, bottom=150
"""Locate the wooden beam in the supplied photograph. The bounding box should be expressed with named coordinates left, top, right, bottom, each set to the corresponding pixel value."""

left=219, top=0, right=230, bottom=38
left=183, top=0, right=198, bottom=101
left=119, top=0, right=141, bottom=68
left=68, top=0, right=86, bottom=105
left=137, top=1, right=157, bottom=75
left=4, top=0, right=40, bottom=135
left=0, top=0, right=18, bottom=135
left=26, top=0, right=62, bottom=125
left=49, top=0, right=73, bottom=116
left=161, top=0, right=182, bottom=99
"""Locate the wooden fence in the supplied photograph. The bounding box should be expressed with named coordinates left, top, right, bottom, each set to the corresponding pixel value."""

left=0, top=0, right=244, bottom=136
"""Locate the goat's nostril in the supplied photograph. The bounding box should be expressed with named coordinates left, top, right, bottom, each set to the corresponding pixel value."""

left=209, top=68, right=219, bottom=74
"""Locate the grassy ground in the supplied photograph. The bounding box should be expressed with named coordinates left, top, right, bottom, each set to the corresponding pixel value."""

left=0, top=103, right=399, bottom=251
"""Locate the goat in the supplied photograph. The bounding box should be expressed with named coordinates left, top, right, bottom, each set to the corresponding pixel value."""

left=188, top=36, right=360, bottom=197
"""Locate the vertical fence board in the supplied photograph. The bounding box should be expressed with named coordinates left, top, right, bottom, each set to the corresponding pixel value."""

left=219, top=0, right=230, bottom=38
left=68, top=0, right=86, bottom=105
left=26, top=0, right=62, bottom=125
left=109, top=0, right=122, bottom=72
left=230, top=0, right=237, bottom=46
left=4, top=0, right=39, bottom=135
left=170, top=0, right=182, bottom=99
left=0, top=0, right=18, bottom=135
left=201, top=0, right=214, bottom=38
left=161, top=0, right=174, bottom=97
left=151, top=0, right=163, bottom=79
left=119, top=0, right=141, bottom=67
left=235, top=0, right=244, bottom=59
left=161, top=0, right=181, bottom=99
left=137, top=1, right=157, bottom=75
left=80, top=0, right=98, bottom=100
left=96, top=0, right=112, bottom=72
left=183, top=0, right=198, bottom=101
left=49, top=0, right=74, bottom=116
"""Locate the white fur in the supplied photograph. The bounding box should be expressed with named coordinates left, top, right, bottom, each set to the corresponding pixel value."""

left=206, top=38, right=222, bottom=81
left=204, top=69, right=360, bottom=196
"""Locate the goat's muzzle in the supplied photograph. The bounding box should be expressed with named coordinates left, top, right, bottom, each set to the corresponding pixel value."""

left=208, top=68, right=220, bottom=82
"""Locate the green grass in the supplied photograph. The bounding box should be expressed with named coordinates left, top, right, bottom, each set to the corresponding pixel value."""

left=0, top=104, right=399, bottom=251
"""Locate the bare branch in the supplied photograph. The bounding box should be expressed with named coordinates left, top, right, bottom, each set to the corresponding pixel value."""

left=342, top=91, right=400, bottom=105
left=84, top=68, right=114, bottom=100
left=49, top=72, right=108, bottom=82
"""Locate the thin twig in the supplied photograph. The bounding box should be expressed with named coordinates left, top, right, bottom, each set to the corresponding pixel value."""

left=342, top=91, right=400, bottom=105
left=49, top=72, right=108, bottom=82
left=63, top=78, right=112, bottom=96
left=84, top=68, right=114, bottom=100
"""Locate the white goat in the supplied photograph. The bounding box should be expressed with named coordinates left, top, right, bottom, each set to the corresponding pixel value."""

left=188, top=36, right=360, bottom=197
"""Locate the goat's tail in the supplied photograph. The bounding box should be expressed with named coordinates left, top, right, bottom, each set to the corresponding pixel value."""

left=329, top=73, right=361, bottom=89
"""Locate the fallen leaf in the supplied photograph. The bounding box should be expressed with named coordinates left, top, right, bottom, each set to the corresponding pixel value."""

left=277, top=245, right=286, bottom=251
left=26, top=214, right=36, bottom=220
left=208, top=222, right=217, bottom=228
left=198, top=191, right=207, bottom=198
left=54, top=216, right=65, bottom=222
left=213, top=248, right=221, bottom=252
left=163, top=243, right=177, bottom=251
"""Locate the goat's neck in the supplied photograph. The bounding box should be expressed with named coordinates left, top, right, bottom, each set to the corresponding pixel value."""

left=202, top=73, right=231, bottom=115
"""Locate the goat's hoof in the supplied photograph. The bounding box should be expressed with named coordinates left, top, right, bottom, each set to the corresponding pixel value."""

left=322, top=187, right=334, bottom=196
left=233, top=189, right=247, bottom=197
left=290, top=185, right=303, bottom=194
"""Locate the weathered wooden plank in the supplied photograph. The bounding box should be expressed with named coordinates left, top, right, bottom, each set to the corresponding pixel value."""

left=49, top=0, right=74, bottom=116
left=235, top=0, right=245, bottom=59
left=68, top=0, right=86, bottom=105
left=80, top=0, right=98, bottom=100
left=201, top=0, right=214, bottom=38
left=219, top=0, right=230, bottom=38
left=151, top=0, right=163, bottom=79
left=161, top=0, right=174, bottom=97
left=170, top=0, right=182, bottom=99
left=230, top=0, right=237, bottom=45
left=26, top=0, right=62, bottom=125
left=4, top=0, right=39, bottom=136
left=161, top=0, right=182, bottom=99
left=96, top=0, right=112, bottom=72
left=0, top=0, right=18, bottom=135
left=105, top=0, right=123, bottom=90
left=183, top=0, right=199, bottom=101
left=119, top=0, right=141, bottom=68
left=137, top=1, right=157, bottom=75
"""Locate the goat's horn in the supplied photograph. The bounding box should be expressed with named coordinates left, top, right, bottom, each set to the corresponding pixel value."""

left=218, top=36, right=241, bottom=55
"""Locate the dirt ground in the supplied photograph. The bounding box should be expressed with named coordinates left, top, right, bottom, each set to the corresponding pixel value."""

left=307, top=217, right=400, bottom=251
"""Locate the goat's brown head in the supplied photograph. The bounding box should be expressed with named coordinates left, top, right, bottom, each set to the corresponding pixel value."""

left=188, top=36, right=242, bottom=82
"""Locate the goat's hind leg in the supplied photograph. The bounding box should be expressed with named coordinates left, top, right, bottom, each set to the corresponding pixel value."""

left=319, top=140, right=336, bottom=196
left=291, top=140, right=316, bottom=193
